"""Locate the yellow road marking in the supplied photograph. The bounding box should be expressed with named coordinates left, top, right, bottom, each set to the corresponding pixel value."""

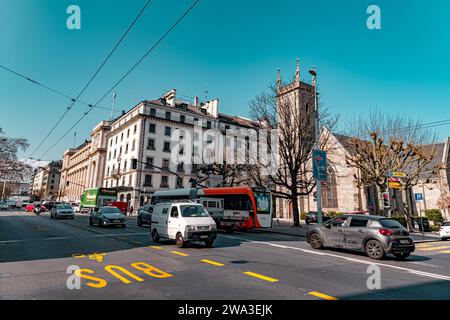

left=416, top=244, right=433, bottom=248
left=417, top=246, right=450, bottom=251
left=72, top=254, right=85, bottom=259
left=243, top=272, right=278, bottom=283
left=440, top=250, right=450, bottom=254
left=200, top=259, right=225, bottom=267
left=171, top=251, right=189, bottom=257
left=308, top=291, right=338, bottom=300
left=150, top=246, right=163, bottom=250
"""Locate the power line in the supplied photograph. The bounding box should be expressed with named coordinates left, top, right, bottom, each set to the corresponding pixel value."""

left=38, top=0, right=201, bottom=159
left=0, top=65, right=123, bottom=113
left=382, top=118, right=450, bottom=135
left=29, top=0, right=154, bottom=158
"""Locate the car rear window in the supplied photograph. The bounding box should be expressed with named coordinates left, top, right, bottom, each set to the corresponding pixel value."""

left=442, top=222, right=450, bottom=227
left=58, top=205, right=72, bottom=209
left=379, top=219, right=403, bottom=229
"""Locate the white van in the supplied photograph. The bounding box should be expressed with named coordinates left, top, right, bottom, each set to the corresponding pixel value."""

left=151, top=201, right=217, bottom=248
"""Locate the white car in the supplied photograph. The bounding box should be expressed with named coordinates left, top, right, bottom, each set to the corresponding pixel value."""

left=72, top=203, right=81, bottom=213
left=439, top=222, right=450, bottom=241
left=151, top=201, right=217, bottom=248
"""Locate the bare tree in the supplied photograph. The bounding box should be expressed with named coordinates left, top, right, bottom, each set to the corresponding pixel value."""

left=195, top=163, right=252, bottom=188
left=0, top=127, right=31, bottom=182
left=248, top=81, right=338, bottom=227
left=345, top=110, right=438, bottom=229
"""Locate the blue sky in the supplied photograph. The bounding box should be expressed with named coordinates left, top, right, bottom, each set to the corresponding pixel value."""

left=1, top=0, right=449, bottom=160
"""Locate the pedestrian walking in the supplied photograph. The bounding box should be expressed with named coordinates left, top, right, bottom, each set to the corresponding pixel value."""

left=129, top=205, right=134, bottom=216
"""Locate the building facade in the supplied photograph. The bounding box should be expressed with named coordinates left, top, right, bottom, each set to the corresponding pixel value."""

left=59, top=121, right=111, bottom=203
left=102, top=89, right=260, bottom=209
left=31, top=161, right=62, bottom=201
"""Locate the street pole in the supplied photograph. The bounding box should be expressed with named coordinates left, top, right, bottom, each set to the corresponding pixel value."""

left=310, top=66, right=323, bottom=225
left=1, top=179, right=6, bottom=201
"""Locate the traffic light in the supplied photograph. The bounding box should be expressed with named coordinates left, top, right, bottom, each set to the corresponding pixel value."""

left=131, top=159, right=138, bottom=170
left=382, top=192, right=390, bottom=209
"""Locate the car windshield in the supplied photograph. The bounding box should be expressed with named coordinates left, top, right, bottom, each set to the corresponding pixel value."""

left=379, top=219, right=403, bottom=229
left=180, top=205, right=209, bottom=218
left=58, top=205, right=72, bottom=210
left=102, top=207, right=122, bottom=215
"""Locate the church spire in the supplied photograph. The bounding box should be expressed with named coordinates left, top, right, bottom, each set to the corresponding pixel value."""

left=295, top=58, right=300, bottom=84
left=277, top=68, right=281, bottom=94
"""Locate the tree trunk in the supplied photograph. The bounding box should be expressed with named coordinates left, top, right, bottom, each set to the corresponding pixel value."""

left=403, top=188, right=415, bottom=232
left=291, top=191, right=301, bottom=227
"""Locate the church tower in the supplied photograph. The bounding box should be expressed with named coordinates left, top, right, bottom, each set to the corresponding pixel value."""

left=276, top=59, right=317, bottom=220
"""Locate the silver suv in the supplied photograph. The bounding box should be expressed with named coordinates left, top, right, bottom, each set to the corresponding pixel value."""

left=306, top=214, right=415, bottom=260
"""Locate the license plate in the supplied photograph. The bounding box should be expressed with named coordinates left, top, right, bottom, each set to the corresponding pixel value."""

left=200, top=235, right=208, bottom=239
left=400, top=240, right=410, bottom=244
left=114, top=220, right=120, bottom=223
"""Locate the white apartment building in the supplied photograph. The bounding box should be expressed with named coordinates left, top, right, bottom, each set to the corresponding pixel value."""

left=103, top=89, right=260, bottom=209
left=31, top=161, right=62, bottom=200
left=59, top=121, right=111, bottom=203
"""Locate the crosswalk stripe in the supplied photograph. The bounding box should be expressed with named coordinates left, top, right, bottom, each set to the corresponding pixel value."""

left=417, top=246, right=450, bottom=251
left=440, top=250, right=450, bottom=254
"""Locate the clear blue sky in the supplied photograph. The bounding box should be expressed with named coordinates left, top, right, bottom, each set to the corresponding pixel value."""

left=1, top=0, right=449, bottom=160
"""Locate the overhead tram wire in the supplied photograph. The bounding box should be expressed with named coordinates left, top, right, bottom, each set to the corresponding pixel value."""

left=0, top=65, right=122, bottom=113
left=28, top=0, right=154, bottom=158
left=381, top=118, right=450, bottom=135
left=38, top=0, right=201, bottom=159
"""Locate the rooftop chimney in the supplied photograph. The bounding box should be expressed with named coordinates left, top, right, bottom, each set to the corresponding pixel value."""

left=194, top=96, right=199, bottom=107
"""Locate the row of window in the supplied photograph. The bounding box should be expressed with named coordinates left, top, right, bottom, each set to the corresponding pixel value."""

left=109, top=124, right=138, bottom=147
left=108, top=140, right=136, bottom=161
left=148, top=107, right=212, bottom=129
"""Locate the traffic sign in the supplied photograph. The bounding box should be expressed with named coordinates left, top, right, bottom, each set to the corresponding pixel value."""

left=313, top=150, right=328, bottom=181
left=415, top=193, right=424, bottom=201
left=388, top=172, right=407, bottom=178
left=388, top=177, right=401, bottom=189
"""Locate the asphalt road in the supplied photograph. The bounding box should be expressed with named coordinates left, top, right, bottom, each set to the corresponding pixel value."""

left=1, top=210, right=450, bottom=300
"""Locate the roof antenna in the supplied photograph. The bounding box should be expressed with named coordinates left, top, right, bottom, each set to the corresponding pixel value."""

left=111, top=91, right=117, bottom=121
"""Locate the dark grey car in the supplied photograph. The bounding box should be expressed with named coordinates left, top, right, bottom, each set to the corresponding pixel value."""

left=89, top=206, right=127, bottom=228
left=137, top=205, right=153, bottom=227
left=306, top=215, right=415, bottom=260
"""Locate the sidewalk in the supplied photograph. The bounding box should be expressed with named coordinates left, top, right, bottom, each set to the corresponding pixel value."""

left=265, top=219, right=442, bottom=243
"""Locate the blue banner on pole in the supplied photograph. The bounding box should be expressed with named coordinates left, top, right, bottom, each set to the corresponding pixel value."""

left=313, top=150, right=328, bottom=181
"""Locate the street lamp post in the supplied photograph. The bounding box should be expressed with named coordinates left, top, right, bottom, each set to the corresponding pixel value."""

left=310, top=66, right=324, bottom=225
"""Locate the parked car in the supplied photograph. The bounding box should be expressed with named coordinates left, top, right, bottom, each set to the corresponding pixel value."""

left=0, top=201, right=8, bottom=210
left=6, top=200, right=17, bottom=209
left=413, top=217, right=430, bottom=232
left=50, top=204, right=75, bottom=219
left=25, top=203, right=46, bottom=212
left=305, top=212, right=332, bottom=225
left=439, top=222, right=450, bottom=241
left=89, top=206, right=127, bottom=228
left=43, top=201, right=62, bottom=211
left=137, top=205, right=153, bottom=227
left=306, top=214, right=415, bottom=260
left=151, top=201, right=217, bottom=248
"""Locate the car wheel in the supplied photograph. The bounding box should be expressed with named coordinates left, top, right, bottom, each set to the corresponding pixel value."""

left=151, top=229, right=160, bottom=243
left=137, top=217, right=143, bottom=227
left=394, top=252, right=411, bottom=260
left=89, top=217, right=93, bottom=226
left=98, top=218, right=103, bottom=227
left=309, top=233, right=323, bottom=249
left=176, top=233, right=185, bottom=248
left=365, top=240, right=385, bottom=260
left=204, top=239, right=214, bottom=248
